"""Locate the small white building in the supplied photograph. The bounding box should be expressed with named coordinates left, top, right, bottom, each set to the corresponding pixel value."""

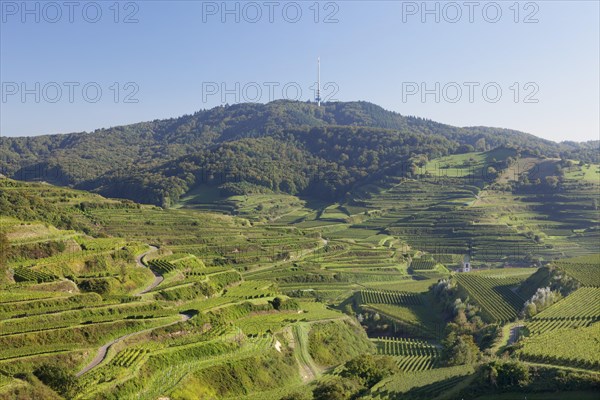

left=460, top=254, right=471, bottom=272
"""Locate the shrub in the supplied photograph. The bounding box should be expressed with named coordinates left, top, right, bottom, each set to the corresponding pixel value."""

left=33, top=364, right=79, bottom=399
left=281, top=392, right=310, bottom=400
left=341, top=354, right=398, bottom=388
left=482, top=361, right=530, bottom=388
left=443, top=333, right=480, bottom=366
left=77, top=279, right=111, bottom=295
left=313, top=377, right=359, bottom=400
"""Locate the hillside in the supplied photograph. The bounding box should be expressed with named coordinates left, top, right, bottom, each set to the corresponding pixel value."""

left=0, top=155, right=598, bottom=399
left=2, top=101, right=597, bottom=207
left=0, top=103, right=598, bottom=399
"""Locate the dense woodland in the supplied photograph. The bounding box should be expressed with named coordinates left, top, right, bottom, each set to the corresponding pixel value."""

left=2, top=101, right=598, bottom=207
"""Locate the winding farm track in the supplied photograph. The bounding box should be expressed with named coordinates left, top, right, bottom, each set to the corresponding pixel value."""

left=291, top=324, right=320, bottom=382
left=135, top=245, right=163, bottom=295
left=76, top=312, right=192, bottom=377
left=75, top=245, right=177, bottom=377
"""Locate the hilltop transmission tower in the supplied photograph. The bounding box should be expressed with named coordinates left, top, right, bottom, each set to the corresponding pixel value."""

left=316, top=57, right=321, bottom=107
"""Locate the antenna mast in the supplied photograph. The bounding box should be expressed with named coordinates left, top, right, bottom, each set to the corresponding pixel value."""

left=316, top=57, right=321, bottom=107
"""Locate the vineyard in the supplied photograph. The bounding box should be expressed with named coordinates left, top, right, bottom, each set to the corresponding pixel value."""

left=520, top=288, right=600, bottom=371
left=455, top=274, right=526, bottom=323
left=147, top=259, right=178, bottom=274
left=374, top=337, right=439, bottom=358
left=555, top=255, right=600, bottom=287
left=373, top=337, right=439, bottom=373
left=0, top=151, right=598, bottom=400
left=359, top=290, right=423, bottom=306
left=362, top=303, right=444, bottom=340
left=526, top=318, right=595, bottom=335
left=0, top=301, right=169, bottom=336
left=532, top=287, right=600, bottom=320
left=12, top=267, right=58, bottom=283
left=111, top=348, right=150, bottom=367
left=368, top=365, right=475, bottom=400
left=519, top=323, right=600, bottom=370
left=0, top=293, right=103, bottom=319
left=388, top=374, right=468, bottom=400
left=409, top=259, right=438, bottom=271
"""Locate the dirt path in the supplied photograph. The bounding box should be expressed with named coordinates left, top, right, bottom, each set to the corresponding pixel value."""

left=291, top=324, right=321, bottom=383
left=135, top=245, right=164, bottom=295
left=508, top=324, right=524, bottom=345
left=76, top=313, right=192, bottom=377
left=76, top=246, right=186, bottom=377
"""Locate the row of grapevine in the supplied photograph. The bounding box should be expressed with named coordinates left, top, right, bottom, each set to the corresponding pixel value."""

left=389, top=374, right=468, bottom=400
left=374, top=337, right=439, bottom=358
left=533, top=287, right=600, bottom=320
left=370, top=365, right=474, bottom=400
left=396, top=355, right=436, bottom=373
left=111, top=348, right=150, bottom=367
left=148, top=259, right=177, bottom=274
left=409, top=259, right=437, bottom=270
left=184, top=271, right=206, bottom=278
left=554, top=255, right=600, bottom=287
left=455, top=275, right=524, bottom=323
left=526, top=318, right=595, bottom=336
left=360, top=290, right=423, bottom=306
left=518, top=323, right=600, bottom=371
left=13, top=267, right=58, bottom=283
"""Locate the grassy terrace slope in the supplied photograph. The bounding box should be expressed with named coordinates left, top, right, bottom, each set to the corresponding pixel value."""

left=0, top=146, right=599, bottom=399
left=344, top=149, right=545, bottom=265
left=0, top=179, right=351, bottom=399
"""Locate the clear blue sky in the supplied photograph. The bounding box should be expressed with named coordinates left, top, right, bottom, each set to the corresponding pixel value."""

left=1, top=0, right=598, bottom=142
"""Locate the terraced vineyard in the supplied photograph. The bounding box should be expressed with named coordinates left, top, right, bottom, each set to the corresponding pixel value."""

left=350, top=165, right=557, bottom=266
left=526, top=318, right=595, bottom=335
left=0, top=149, right=599, bottom=399
left=455, top=273, right=527, bottom=323
left=12, top=267, right=58, bottom=283
left=0, top=301, right=170, bottom=336
left=409, top=259, right=438, bottom=271
left=147, top=259, right=178, bottom=274
left=367, top=365, right=475, bottom=400
left=554, top=255, right=600, bottom=287
left=519, top=323, right=600, bottom=370
left=532, top=287, right=600, bottom=320
left=373, top=337, right=439, bottom=373
left=111, top=347, right=150, bottom=367
left=359, top=290, right=423, bottom=306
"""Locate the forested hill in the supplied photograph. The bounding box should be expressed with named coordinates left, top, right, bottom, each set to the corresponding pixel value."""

left=1, top=100, right=597, bottom=206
